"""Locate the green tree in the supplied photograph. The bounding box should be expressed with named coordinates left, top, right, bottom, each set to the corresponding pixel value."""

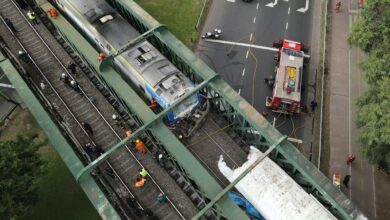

left=348, top=0, right=390, bottom=53
left=356, top=78, right=390, bottom=163
left=349, top=0, right=390, bottom=164
left=0, top=134, right=47, bottom=219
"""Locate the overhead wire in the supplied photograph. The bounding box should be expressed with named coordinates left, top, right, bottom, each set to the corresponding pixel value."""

left=186, top=123, right=233, bottom=148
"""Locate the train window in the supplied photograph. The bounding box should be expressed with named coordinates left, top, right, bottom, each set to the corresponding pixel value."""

left=136, top=53, right=153, bottom=65
left=99, top=14, right=114, bottom=23
left=138, top=45, right=150, bottom=54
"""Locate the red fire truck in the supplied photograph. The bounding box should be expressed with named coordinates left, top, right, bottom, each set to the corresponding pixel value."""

left=266, top=39, right=308, bottom=114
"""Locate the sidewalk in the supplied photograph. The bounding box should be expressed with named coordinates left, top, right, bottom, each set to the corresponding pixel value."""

left=328, top=0, right=390, bottom=219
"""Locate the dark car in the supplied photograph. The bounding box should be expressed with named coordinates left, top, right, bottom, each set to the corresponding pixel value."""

left=242, top=0, right=253, bottom=2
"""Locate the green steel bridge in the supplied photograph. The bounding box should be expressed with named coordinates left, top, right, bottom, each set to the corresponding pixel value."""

left=0, top=0, right=366, bottom=219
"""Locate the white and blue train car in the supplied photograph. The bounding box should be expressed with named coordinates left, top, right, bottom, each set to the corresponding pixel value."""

left=55, top=0, right=200, bottom=123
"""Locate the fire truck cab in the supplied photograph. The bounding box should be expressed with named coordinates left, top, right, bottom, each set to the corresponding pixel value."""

left=266, top=39, right=308, bottom=114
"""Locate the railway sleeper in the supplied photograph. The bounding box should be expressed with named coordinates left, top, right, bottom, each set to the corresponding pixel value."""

left=32, top=8, right=225, bottom=218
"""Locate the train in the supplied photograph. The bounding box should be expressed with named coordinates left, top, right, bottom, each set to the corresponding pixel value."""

left=54, top=0, right=200, bottom=124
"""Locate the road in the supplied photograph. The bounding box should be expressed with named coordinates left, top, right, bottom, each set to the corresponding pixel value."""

left=197, top=0, right=318, bottom=158
left=328, top=0, right=390, bottom=219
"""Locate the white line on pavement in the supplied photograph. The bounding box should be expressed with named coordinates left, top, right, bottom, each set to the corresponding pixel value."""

left=204, top=39, right=311, bottom=58
left=285, top=22, right=289, bottom=30
left=266, top=0, right=278, bottom=8
left=348, top=43, right=352, bottom=198
left=257, top=2, right=259, bottom=10
left=372, top=166, right=378, bottom=218
left=297, top=0, right=309, bottom=13
left=250, top=33, right=253, bottom=41
left=253, top=17, right=256, bottom=24
left=204, top=39, right=278, bottom=51
left=246, top=50, right=249, bottom=59
left=288, top=7, right=290, bottom=14
left=242, top=68, right=245, bottom=77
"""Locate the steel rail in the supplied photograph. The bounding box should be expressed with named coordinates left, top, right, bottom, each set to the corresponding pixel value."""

left=1, top=9, right=143, bottom=212
left=2, top=1, right=185, bottom=217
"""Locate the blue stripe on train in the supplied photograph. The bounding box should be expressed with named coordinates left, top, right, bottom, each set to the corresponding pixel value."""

left=144, top=84, right=175, bottom=124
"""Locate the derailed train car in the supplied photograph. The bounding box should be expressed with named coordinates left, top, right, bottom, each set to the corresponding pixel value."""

left=55, top=0, right=201, bottom=124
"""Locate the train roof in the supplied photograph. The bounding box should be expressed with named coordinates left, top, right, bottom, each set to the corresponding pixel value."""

left=273, top=47, right=304, bottom=102
left=126, top=42, right=185, bottom=89
left=68, top=0, right=138, bottom=48
left=97, top=17, right=138, bottom=49
left=218, top=147, right=337, bottom=220
left=67, top=0, right=193, bottom=104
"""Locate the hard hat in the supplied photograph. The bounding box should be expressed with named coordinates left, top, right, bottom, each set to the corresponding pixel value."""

left=70, top=80, right=75, bottom=85
left=18, top=50, right=23, bottom=55
left=135, top=139, right=140, bottom=143
left=61, top=73, right=66, bottom=77
left=112, top=114, right=117, bottom=120
left=158, top=154, right=163, bottom=159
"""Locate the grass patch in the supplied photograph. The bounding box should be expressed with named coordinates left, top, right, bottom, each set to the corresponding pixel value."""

left=24, top=145, right=100, bottom=220
left=134, top=0, right=206, bottom=48
left=0, top=108, right=99, bottom=220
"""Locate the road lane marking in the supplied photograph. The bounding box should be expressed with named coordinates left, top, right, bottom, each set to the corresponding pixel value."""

left=226, top=0, right=236, bottom=2
left=297, top=0, right=309, bottom=13
left=238, top=88, right=241, bottom=94
left=204, top=39, right=311, bottom=58
left=253, top=17, right=256, bottom=24
left=250, top=33, right=253, bottom=41
left=257, top=2, right=259, bottom=9
left=348, top=43, right=352, bottom=198
left=372, top=166, right=377, bottom=218
left=246, top=50, right=249, bottom=59
left=266, top=0, right=278, bottom=8
left=285, top=22, right=288, bottom=30
left=205, top=39, right=278, bottom=51
left=242, top=68, right=245, bottom=77
left=288, top=7, right=290, bottom=14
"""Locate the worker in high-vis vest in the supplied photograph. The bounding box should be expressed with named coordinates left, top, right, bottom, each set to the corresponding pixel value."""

left=135, top=139, right=147, bottom=154
left=135, top=177, right=146, bottom=188
left=139, top=168, right=148, bottom=178
left=27, top=11, right=39, bottom=25
left=98, top=52, right=106, bottom=61
left=46, top=8, right=58, bottom=18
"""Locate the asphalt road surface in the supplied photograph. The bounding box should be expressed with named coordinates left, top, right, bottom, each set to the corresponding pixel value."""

left=197, top=0, right=316, bottom=149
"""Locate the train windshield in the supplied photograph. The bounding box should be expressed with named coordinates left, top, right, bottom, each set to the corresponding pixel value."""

left=172, top=94, right=199, bottom=119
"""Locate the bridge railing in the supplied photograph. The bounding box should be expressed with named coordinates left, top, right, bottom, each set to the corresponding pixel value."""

left=105, top=0, right=364, bottom=219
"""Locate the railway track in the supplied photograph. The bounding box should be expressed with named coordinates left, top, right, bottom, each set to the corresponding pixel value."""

left=185, top=114, right=249, bottom=187
left=0, top=1, right=201, bottom=219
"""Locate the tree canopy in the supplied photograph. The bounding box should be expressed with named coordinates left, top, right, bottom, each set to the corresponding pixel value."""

left=349, top=0, right=390, bottom=164
left=348, top=0, right=390, bottom=53
left=0, top=134, right=47, bottom=219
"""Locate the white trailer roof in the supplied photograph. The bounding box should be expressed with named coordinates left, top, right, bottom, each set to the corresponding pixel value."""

left=218, top=147, right=337, bottom=220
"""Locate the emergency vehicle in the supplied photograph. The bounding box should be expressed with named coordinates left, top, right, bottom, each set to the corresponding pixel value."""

left=266, top=39, right=308, bottom=114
